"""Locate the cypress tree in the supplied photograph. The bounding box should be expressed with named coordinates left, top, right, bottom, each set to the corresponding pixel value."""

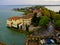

left=31, top=13, right=38, bottom=26
left=59, top=10, right=60, bottom=14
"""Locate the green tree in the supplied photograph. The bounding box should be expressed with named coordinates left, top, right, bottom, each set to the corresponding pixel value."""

left=53, top=14, right=60, bottom=20
left=49, top=11, right=60, bottom=21
left=39, top=16, right=50, bottom=29
left=31, top=13, right=41, bottom=26
left=54, top=20, right=60, bottom=30
left=59, top=10, right=60, bottom=14
left=43, top=9, right=50, bottom=17
left=31, top=13, right=38, bottom=26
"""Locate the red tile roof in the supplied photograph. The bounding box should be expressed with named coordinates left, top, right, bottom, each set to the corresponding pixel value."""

left=8, top=13, right=33, bottom=21
left=8, top=16, right=20, bottom=21
left=33, top=9, right=43, bottom=13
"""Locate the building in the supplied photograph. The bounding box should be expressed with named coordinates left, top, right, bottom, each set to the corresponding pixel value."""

left=7, top=13, right=33, bottom=29
left=7, top=16, right=21, bottom=28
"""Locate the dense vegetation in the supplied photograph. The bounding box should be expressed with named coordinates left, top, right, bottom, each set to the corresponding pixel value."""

left=54, top=20, right=60, bottom=30
left=13, top=6, right=60, bottom=30
left=31, top=13, right=40, bottom=26
left=31, top=6, right=60, bottom=30
left=39, top=16, right=50, bottom=28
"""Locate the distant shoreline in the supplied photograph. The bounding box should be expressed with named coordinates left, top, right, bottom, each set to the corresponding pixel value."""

left=0, top=5, right=60, bottom=6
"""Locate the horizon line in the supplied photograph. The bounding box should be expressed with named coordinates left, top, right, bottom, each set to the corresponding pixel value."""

left=0, top=5, right=60, bottom=6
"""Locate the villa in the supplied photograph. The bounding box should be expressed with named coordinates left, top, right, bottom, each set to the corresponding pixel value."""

left=7, top=16, right=20, bottom=28
left=7, top=8, right=43, bottom=30
left=6, top=13, right=33, bottom=29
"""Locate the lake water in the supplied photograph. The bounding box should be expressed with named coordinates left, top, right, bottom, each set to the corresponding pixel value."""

left=46, top=6, right=60, bottom=12
left=0, top=5, right=60, bottom=45
left=0, top=5, right=31, bottom=45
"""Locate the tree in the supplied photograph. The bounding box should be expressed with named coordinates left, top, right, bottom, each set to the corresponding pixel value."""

left=43, top=9, right=50, bottom=17
left=31, top=13, right=38, bottom=26
left=49, top=11, right=54, bottom=23
left=59, top=10, right=60, bottom=14
left=37, top=17, right=41, bottom=24
left=54, top=20, right=60, bottom=30
left=31, top=13, right=41, bottom=26
left=39, top=16, right=50, bottom=29
left=53, top=14, right=60, bottom=20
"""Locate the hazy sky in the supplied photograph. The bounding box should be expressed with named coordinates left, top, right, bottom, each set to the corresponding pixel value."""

left=0, top=0, right=60, bottom=5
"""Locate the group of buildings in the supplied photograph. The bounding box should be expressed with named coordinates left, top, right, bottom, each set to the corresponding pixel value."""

left=6, top=8, right=42, bottom=30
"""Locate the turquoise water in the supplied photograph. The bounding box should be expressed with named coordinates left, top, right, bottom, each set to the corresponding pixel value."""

left=0, top=5, right=31, bottom=45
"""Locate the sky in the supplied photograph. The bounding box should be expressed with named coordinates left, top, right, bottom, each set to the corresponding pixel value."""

left=0, top=0, right=60, bottom=5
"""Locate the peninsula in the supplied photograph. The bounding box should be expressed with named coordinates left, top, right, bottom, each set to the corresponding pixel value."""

left=7, top=6, right=60, bottom=45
